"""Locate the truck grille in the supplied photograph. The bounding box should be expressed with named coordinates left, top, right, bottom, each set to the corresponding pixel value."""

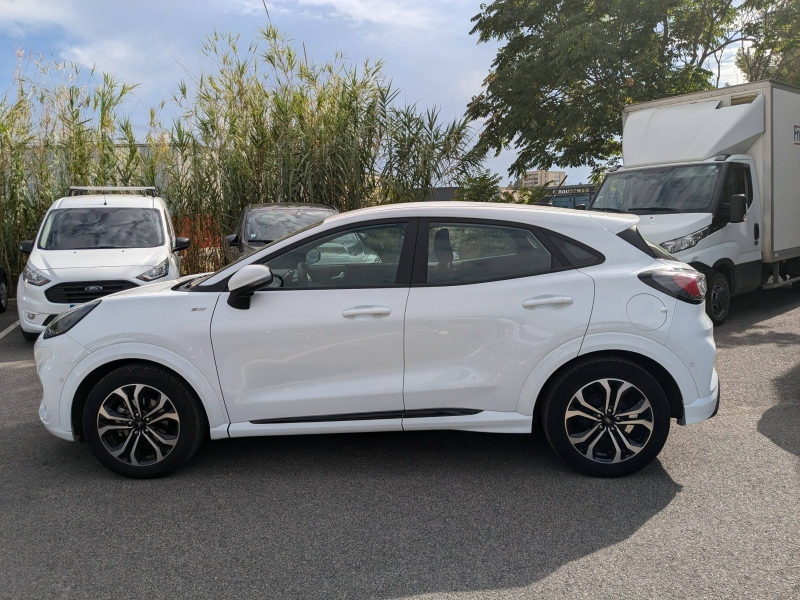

left=44, top=280, right=138, bottom=304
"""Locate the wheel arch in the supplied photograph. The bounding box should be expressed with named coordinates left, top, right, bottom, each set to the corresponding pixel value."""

left=518, top=334, right=695, bottom=423
left=531, top=351, right=685, bottom=431
left=62, top=344, right=229, bottom=441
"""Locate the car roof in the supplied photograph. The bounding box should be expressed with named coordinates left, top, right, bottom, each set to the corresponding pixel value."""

left=248, top=203, right=338, bottom=212
left=322, top=201, right=638, bottom=234
left=51, top=195, right=161, bottom=210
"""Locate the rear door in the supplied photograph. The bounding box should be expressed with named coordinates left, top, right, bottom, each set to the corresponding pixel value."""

left=402, top=219, right=595, bottom=416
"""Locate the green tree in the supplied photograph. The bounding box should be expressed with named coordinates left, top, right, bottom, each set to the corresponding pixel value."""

left=457, top=170, right=504, bottom=202
left=736, top=1, right=800, bottom=87
left=468, top=1, right=752, bottom=178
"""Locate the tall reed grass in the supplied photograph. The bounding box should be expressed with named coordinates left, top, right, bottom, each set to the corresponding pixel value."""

left=0, top=27, right=484, bottom=286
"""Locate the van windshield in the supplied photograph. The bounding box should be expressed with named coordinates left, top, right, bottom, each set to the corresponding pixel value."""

left=591, top=164, right=723, bottom=213
left=39, top=208, right=164, bottom=250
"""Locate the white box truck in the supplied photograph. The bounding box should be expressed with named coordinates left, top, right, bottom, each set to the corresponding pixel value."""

left=590, top=80, right=800, bottom=324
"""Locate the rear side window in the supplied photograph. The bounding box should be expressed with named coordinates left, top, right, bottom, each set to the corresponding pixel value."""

left=425, top=222, right=562, bottom=285
left=545, top=232, right=604, bottom=267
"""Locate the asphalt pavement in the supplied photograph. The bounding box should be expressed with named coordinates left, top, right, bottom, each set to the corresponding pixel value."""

left=0, top=292, right=798, bottom=599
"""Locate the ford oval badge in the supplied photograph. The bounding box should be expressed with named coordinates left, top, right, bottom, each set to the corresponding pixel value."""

left=85, top=285, right=103, bottom=292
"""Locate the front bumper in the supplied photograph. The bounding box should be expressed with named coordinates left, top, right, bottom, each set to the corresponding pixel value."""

left=679, top=368, right=720, bottom=425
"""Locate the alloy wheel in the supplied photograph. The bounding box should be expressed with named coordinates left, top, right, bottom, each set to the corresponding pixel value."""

left=97, top=383, right=180, bottom=466
left=564, top=378, right=654, bottom=463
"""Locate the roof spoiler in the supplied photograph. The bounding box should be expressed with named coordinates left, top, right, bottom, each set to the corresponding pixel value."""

left=67, top=186, right=159, bottom=197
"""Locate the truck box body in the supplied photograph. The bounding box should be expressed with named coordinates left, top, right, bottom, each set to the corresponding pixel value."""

left=621, top=80, right=800, bottom=263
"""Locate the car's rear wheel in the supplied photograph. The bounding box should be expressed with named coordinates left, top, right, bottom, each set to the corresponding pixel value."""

left=705, top=271, right=730, bottom=325
left=542, top=357, right=671, bottom=477
left=83, top=364, right=204, bottom=478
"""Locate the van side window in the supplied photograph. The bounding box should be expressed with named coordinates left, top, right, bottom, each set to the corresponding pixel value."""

left=722, top=164, right=753, bottom=208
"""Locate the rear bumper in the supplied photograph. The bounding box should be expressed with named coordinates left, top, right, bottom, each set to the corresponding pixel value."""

left=679, top=369, right=719, bottom=425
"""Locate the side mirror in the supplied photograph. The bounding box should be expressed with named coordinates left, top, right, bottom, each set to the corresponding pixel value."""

left=173, top=237, right=190, bottom=252
left=305, top=248, right=321, bottom=265
left=729, top=194, right=746, bottom=223
left=227, top=264, right=273, bottom=310
left=226, top=234, right=239, bottom=247
left=20, top=240, right=33, bottom=254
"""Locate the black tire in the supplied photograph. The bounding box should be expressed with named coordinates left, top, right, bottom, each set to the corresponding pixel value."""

left=21, top=328, right=39, bottom=341
left=83, top=363, right=204, bottom=478
left=705, top=271, right=730, bottom=326
left=0, top=278, right=8, bottom=313
left=542, top=357, right=671, bottom=477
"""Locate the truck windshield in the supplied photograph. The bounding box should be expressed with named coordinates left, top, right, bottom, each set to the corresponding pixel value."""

left=38, top=208, right=164, bottom=250
left=591, top=164, right=722, bottom=213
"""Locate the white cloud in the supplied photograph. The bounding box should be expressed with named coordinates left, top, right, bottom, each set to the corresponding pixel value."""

left=0, top=0, right=79, bottom=34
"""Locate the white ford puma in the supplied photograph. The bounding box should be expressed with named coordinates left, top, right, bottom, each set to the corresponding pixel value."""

left=34, top=202, right=719, bottom=478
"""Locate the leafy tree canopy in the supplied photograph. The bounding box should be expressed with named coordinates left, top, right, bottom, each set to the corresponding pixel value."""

left=736, top=1, right=800, bottom=87
left=468, top=1, right=793, bottom=178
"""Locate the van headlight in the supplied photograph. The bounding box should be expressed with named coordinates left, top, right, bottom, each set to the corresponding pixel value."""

left=43, top=300, right=101, bottom=339
left=136, top=258, right=169, bottom=282
left=660, top=227, right=709, bottom=254
left=23, top=266, right=51, bottom=287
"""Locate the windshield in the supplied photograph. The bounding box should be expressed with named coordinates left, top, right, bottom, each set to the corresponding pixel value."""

left=38, top=208, right=164, bottom=250
left=244, top=208, right=336, bottom=243
left=592, top=164, right=722, bottom=213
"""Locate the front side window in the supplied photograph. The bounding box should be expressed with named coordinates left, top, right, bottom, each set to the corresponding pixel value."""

left=720, top=164, right=753, bottom=208
left=266, top=222, right=407, bottom=288
left=426, top=222, right=560, bottom=285
left=39, top=208, right=164, bottom=250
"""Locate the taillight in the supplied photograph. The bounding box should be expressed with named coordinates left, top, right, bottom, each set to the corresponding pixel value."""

left=638, top=269, right=706, bottom=304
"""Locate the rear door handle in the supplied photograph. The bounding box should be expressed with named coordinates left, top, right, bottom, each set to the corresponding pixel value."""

left=522, top=295, right=573, bottom=309
left=342, top=305, right=391, bottom=318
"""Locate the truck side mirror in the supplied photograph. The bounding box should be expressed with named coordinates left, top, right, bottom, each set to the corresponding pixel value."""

left=729, top=194, right=747, bottom=223
left=173, top=237, right=191, bottom=252
left=19, top=240, right=34, bottom=254
left=226, top=234, right=239, bottom=247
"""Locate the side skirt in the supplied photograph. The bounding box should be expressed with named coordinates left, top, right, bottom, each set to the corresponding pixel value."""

left=227, top=410, right=532, bottom=438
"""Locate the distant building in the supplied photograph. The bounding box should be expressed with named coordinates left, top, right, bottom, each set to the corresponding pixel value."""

left=517, top=170, right=566, bottom=189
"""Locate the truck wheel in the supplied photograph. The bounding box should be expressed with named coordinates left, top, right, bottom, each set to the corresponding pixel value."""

left=706, top=271, right=730, bottom=326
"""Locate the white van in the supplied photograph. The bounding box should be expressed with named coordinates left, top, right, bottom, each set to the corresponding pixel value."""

left=17, top=186, right=189, bottom=340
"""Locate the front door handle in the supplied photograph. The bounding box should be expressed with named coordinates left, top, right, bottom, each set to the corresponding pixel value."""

left=342, top=305, right=391, bottom=318
left=522, top=295, right=573, bottom=309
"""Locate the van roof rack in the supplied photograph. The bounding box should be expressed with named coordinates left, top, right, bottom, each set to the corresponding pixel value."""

left=67, top=186, right=159, bottom=197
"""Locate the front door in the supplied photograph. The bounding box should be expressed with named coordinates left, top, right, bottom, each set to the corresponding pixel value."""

left=403, top=219, right=595, bottom=414
left=211, top=220, right=412, bottom=424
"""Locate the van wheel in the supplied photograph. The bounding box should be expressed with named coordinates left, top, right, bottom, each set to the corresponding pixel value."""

left=542, top=357, right=671, bottom=477
left=21, top=328, right=39, bottom=341
left=83, top=364, right=204, bottom=478
left=705, top=271, right=730, bottom=325
left=0, top=279, right=8, bottom=313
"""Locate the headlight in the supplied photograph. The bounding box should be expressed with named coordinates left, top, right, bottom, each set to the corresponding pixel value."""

left=136, top=258, right=169, bottom=282
left=660, top=227, right=709, bottom=254
left=23, top=266, right=51, bottom=287
left=43, top=300, right=101, bottom=339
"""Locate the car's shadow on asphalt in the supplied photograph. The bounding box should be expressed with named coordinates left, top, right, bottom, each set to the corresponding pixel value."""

left=4, top=425, right=682, bottom=598
left=173, top=430, right=681, bottom=597
left=760, top=364, right=800, bottom=457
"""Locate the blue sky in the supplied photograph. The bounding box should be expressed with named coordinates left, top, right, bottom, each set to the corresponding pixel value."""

left=0, top=0, right=744, bottom=186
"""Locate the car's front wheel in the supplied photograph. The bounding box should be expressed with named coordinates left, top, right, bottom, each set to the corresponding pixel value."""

left=542, top=357, right=671, bottom=477
left=83, top=363, right=204, bottom=478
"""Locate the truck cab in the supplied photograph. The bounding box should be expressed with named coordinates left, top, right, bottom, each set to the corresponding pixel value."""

left=591, top=81, right=800, bottom=324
